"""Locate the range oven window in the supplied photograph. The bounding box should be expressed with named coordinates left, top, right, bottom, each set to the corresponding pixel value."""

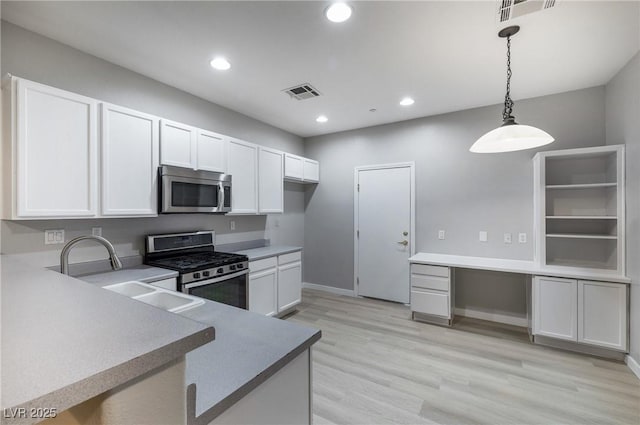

left=171, top=181, right=218, bottom=207
left=186, top=274, right=247, bottom=309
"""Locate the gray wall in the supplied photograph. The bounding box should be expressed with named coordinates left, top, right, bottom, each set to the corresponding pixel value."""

left=0, top=22, right=305, bottom=267
left=605, top=52, right=640, bottom=366
left=304, top=87, right=606, bottom=319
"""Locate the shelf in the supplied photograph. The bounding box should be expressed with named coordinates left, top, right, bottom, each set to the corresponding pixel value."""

left=546, top=216, right=617, bottom=220
left=546, top=234, right=617, bottom=240
left=546, top=183, right=617, bottom=190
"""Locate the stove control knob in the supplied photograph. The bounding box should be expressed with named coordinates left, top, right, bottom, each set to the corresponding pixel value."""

left=193, top=272, right=201, bottom=279
left=230, top=265, right=236, bottom=270
left=203, top=271, right=210, bottom=277
left=217, top=268, right=224, bottom=274
left=237, top=264, right=244, bottom=269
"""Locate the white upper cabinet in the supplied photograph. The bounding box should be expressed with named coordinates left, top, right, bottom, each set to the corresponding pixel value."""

left=160, top=119, right=196, bottom=169
left=284, top=153, right=319, bottom=184
left=10, top=77, right=99, bottom=218
left=197, top=129, right=226, bottom=173
left=258, top=147, right=284, bottom=214
left=227, top=138, right=258, bottom=214
left=284, top=154, right=303, bottom=181
left=303, top=158, right=319, bottom=183
left=101, top=103, right=159, bottom=216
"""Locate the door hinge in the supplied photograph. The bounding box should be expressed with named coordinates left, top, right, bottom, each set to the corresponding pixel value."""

left=357, top=184, right=360, bottom=192
left=357, top=230, right=359, bottom=238
left=357, top=277, right=359, bottom=285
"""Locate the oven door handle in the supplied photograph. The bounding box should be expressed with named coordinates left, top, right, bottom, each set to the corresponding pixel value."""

left=183, top=269, right=249, bottom=289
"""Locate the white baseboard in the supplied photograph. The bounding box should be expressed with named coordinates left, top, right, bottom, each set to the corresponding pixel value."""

left=626, top=355, right=640, bottom=380
left=454, top=307, right=528, bottom=328
left=302, top=282, right=356, bottom=297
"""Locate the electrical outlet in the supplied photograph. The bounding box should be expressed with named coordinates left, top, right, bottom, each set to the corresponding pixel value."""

left=92, top=227, right=102, bottom=237
left=438, top=230, right=445, bottom=240
left=45, top=229, right=65, bottom=245
left=230, top=220, right=236, bottom=231
left=504, top=233, right=512, bottom=244
left=479, top=231, right=488, bottom=242
left=518, top=233, right=527, bottom=243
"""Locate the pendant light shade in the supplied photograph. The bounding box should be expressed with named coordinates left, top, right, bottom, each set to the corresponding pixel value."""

left=471, top=26, right=554, bottom=154
left=470, top=121, right=554, bottom=153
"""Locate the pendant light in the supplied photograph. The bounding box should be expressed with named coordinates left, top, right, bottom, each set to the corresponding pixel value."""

left=470, top=26, right=554, bottom=153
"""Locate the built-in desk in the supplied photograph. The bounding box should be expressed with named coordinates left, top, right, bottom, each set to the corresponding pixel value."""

left=408, top=252, right=630, bottom=359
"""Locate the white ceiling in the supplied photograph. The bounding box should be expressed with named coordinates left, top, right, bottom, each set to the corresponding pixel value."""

left=2, top=1, right=639, bottom=138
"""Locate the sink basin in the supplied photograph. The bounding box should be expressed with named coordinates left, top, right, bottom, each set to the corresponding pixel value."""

left=135, top=291, right=204, bottom=313
left=104, top=281, right=156, bottom=297
left=103, top=281, right=204, bottom=313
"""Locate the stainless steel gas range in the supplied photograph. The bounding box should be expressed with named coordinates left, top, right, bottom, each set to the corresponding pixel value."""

left=144, top=230, right=249, bottom=309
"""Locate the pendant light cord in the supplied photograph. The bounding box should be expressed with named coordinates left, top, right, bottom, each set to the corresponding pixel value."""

left=502, top=35, right=514, bottom=121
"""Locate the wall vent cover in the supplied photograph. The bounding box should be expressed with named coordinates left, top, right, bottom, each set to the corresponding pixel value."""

left=282, top=83, right=321, bottom=100
left=497, top=0, right=557, bottom=23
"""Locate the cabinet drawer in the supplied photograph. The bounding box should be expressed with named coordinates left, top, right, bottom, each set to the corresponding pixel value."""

left=249, top=257, right=278, bottom=273
left=411, top=275, right=449, bottom=292
left=278, top=251, right=302, bottom=265
left=411, top=289, right=450, bottom=318
left=411, top=264, right=449, bottom=278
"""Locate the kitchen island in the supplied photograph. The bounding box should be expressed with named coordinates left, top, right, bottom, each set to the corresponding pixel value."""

left=0, top=255, right=214, bottom=425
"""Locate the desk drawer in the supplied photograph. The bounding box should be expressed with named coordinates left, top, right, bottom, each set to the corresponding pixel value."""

left=411, top=289, right=450, bottom=318
left=411, top=264, right=449, bottom=278
left=411, top=274, right=449, bottom=292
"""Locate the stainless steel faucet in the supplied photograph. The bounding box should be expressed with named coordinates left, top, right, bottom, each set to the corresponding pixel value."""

left=60, top=235, right=123, bottom=275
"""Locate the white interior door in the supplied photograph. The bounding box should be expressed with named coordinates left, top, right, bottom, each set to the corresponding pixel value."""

left=356, top=164, right=413, bottom=303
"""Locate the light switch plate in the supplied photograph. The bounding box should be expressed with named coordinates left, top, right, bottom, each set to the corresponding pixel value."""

left=438, top=230, right=445, bottom=240
left=518, top=233, right=527, bottom=243
left=479, top=231, right=488, bottom=242
left=504, top=233, right=512, bottom=244
left=230, top=220, right=236, bottom=231
left=45, top=229, right=65, bottom=245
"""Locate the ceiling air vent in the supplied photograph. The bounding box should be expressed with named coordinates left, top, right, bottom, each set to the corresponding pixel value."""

left=282, top=83, right=321, bottom=101
left=497, top=0, right=557, bottom=23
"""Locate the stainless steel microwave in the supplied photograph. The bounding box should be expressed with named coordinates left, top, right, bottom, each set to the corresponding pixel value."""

left=159, top=166, right=231, bottom=213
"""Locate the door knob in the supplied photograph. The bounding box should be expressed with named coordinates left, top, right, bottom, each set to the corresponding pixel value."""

left=397, top=240, right=409, bottom=246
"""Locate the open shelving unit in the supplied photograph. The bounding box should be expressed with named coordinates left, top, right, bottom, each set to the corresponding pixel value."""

left=534, top=145, right=625, bottom=274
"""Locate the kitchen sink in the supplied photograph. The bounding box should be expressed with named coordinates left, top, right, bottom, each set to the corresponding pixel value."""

left=104, top=281, right=155, bottom=297
left=103, top=281, right=204, bottom=313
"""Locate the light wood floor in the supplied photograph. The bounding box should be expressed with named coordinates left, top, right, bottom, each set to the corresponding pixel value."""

left=286, top=289, right=640, bottom=425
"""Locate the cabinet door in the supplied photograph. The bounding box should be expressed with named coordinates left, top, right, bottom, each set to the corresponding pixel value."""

left=258, top=147, right=284, bottom=213
left=278, top=261, right=302, bottom=312
left=533, top=276, right=578, bottom=341
left=249, top=268, right=278, bottom=316
left=15, top=78, right=98, bottom=217
left=101, top=103, right=159, bottom=216
left=578, top=280, right=628, bottom=351
left=284, top=154, right=303, bottom=181
left=227, top=138, right=258, bottom=214
left=303, top=159, right=319, bottom=183
left=160, top=119, right=196, bottom=169
left=197, top=129, right=226, bottom=172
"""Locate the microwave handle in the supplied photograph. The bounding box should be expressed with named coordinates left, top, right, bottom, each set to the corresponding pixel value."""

left=219, top=182, right=225, bottom=210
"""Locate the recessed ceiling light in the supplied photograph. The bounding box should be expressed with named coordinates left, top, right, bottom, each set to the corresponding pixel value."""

left=210, top=57, right=231, bottom=71
left=399, top=97, right=415, bottom=106
left=325, top=3, right=352, bottom=23
left=316, top=115, right=328, bottom=123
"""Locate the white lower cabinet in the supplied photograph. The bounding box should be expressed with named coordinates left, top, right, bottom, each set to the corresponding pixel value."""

left=532, top=277, right=578, bottom=341
left=532, top=276, right=628, bottom=351
left=578, top=280, right=628, bottom=351
left=248, top=250, right=302, bottom=316
left=248, top=257, right=278, bottom=317
left=278, top=252, right=302, bottom=312
left=410, top=264, right=452, bottom=322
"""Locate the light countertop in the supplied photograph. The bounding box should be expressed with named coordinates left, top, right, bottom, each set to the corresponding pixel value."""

left=409, top=252, right=630, bottom=283
left=1, top=256, right=214, bottom=425
left=78, top=264, right=178, bottom=285
left=232, top=245, right=302, bottom=261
